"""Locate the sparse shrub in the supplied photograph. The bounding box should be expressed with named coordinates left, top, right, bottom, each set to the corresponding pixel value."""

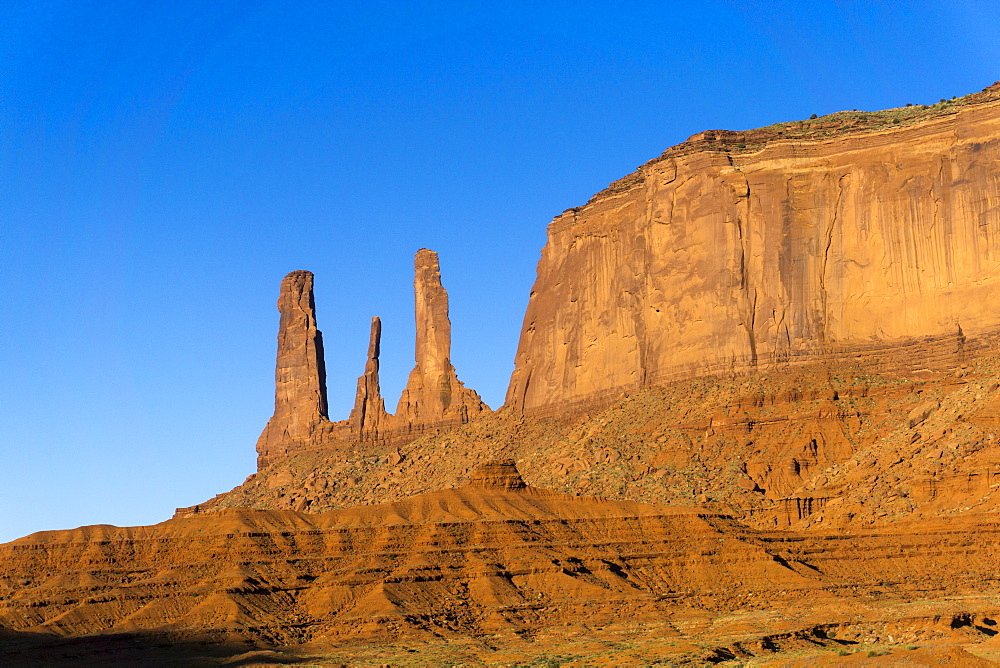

left=530, top=655, right=579, bottom=667
left=893, top=119, right=901, bottom=124
left=836, top=648, right=850, bottom=656
left=810, top=113, right=818, bottom=119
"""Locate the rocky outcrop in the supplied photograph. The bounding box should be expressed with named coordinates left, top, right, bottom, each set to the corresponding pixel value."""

left=468, top=459, right=527, bottom=490
left=348, top=317, right=389, bottom=439
left=255, top=271, right=332, bottom=468
left=506, top=84, right=1000, bottom=415
left=252, top=251, right=487, bottom=471
left=394, top=248, right=487, bottom=434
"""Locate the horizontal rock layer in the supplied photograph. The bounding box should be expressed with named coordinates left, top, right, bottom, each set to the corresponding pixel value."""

left=6, top=473, right=1000, bottom=664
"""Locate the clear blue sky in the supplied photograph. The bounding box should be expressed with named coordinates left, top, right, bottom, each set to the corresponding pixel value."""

left=1, top=1, right=997, bottom=542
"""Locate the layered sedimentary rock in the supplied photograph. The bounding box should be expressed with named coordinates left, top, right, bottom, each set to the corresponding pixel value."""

left=394, top=248, right=487, bottom=433
left=507, top=84, right=1000, bottom=415
left=8, top=466, right=1000, bottom=665
left=348, top=317, right=389, bottom=439
left=255, top=271, right=331, bottom=468
left=468, top=459, right=527, bottom=490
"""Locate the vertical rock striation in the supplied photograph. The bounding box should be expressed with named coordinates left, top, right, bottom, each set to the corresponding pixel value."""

left=395, top=249, right=487, bottom=433
left=349, top=316, right=389, bottom=439
left=507, top=86, right=1000, bottom=415
left=255, top=270, right=331, bottom=468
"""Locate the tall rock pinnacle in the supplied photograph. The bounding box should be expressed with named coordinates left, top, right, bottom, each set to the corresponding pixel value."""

left=255, top=270, right=330, bottom=468
left=349, top=316, right=389, bottom=438
left=252, top=252, right=488, bottom=465
left=414, top=249, right=452, bottom=380
left=395, top=249, right=487, bottom=432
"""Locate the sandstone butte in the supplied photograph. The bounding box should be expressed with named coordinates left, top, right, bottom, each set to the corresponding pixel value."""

left=4, top=83, right=1000, bottom=666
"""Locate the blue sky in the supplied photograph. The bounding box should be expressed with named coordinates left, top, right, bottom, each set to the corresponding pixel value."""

left=1, top=1, right=998, bottom=542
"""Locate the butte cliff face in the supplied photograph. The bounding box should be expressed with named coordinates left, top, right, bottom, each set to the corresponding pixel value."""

left=255, top=250, right=487, bottom=469
left=507, top=84, right=1000, bottom=415
left=218, top=84, right=1000, bottom=532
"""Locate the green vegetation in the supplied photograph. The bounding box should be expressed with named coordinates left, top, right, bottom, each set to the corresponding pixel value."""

left=522, top=654, right=584, bottom=667
left=717, top=87, right=990, bottom=155
left=590, top=85, right=996, bottom=203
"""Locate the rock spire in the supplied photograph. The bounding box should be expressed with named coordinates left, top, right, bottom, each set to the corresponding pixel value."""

left=349, top=316, right=389, bottom=438
left=395, top=249, right=487, bottom=433
left=255, top=270, right=330, bottom=468
left=253, top=251, right=489, bottom=470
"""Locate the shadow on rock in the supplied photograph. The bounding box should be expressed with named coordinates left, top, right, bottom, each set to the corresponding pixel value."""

left=0, top=628, right=313, bottom=667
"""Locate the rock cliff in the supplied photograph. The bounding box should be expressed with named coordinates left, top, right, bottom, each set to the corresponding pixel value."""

left=13, top=85, right=1000, bottom=667
left=507, top=83, right=1000, bottom=415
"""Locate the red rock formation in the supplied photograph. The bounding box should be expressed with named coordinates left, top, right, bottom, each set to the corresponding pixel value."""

left=348, top=317, right=389, bottom=439
left=468, top=459, right=527, bottom=490
left=8, top=468, right=1000, bottom=664
left=255, top=271, right=332, bottom=468
left=394, top=248, right=487, bottom=434
left=507, top=86, right=1000, bottom=415
left=250, top=251, right=487, bottom=471
left=17, top=88, right=1000, bottom=667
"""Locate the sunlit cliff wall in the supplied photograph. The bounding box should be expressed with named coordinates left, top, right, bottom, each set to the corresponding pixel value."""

left=507, top=87, right=1000, bottom=414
